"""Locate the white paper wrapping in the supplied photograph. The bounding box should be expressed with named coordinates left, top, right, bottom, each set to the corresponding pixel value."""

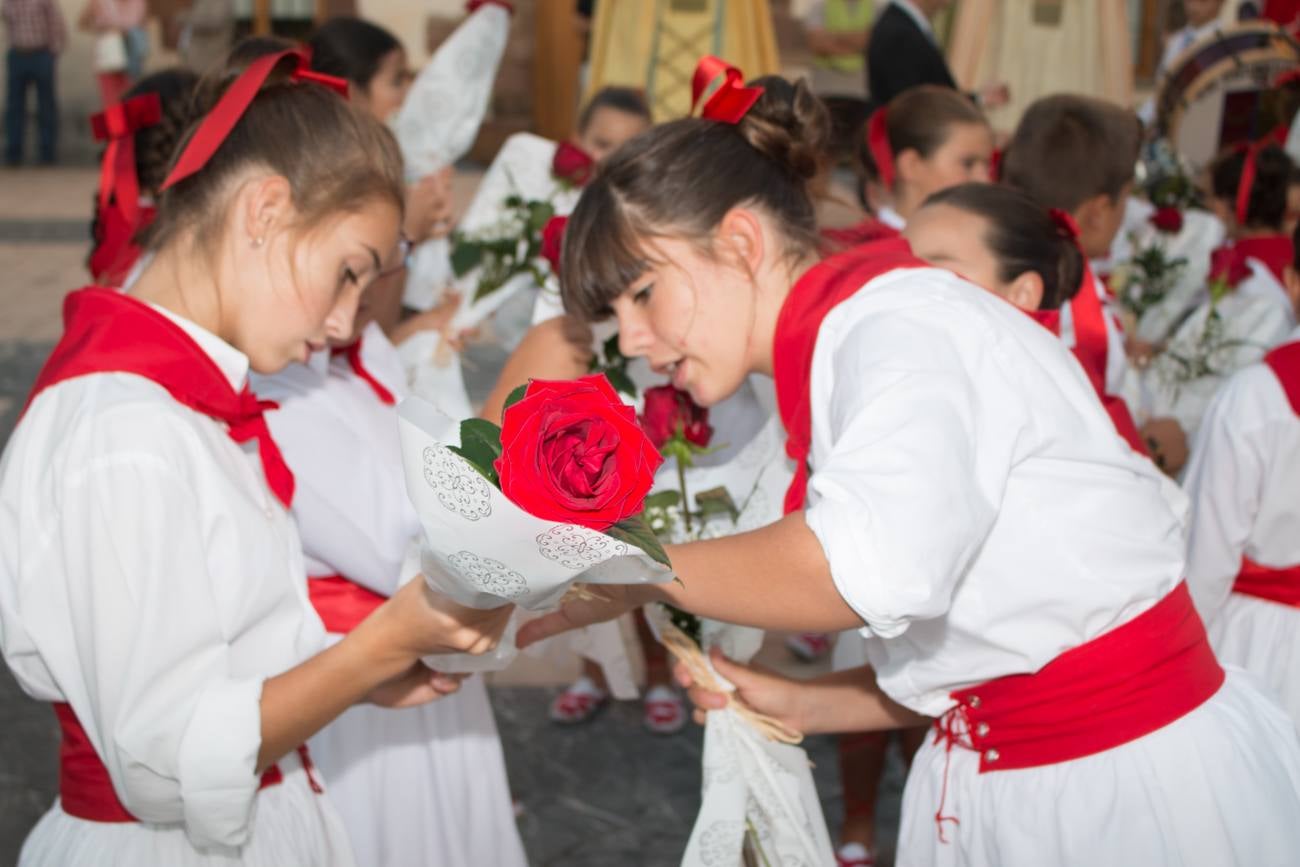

left=396, top=395, right=673, bottom=672
left=395, top=3, right=510, bottom=311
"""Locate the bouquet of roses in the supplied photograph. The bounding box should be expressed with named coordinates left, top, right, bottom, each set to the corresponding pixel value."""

left=635, top=386, right=833, bottom=867
left=397, top=374, right=674, bottom=671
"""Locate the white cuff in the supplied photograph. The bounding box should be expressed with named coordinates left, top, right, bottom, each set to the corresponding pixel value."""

left=177, top=676, right=265, bottom=849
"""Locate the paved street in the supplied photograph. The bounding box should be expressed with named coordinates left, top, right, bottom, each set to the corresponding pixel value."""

left=0, top=165, right=903, bottom=866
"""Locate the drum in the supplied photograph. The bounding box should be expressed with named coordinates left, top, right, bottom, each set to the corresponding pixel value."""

left=1157, top=21, right=1300, bottom=170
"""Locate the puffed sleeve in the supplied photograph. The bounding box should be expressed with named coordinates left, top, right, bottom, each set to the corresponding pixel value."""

left=55, top=409, right=266, bottom=848
left=1182, top=368, right=1271, bottom=620
left=804, top=305, right=1026, bottom=639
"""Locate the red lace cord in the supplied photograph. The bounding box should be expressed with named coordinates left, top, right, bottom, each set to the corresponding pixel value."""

left=930, top=705, right=973, bottom=844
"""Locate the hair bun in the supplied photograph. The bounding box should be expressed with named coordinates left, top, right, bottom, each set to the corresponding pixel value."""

left=736, top=76, right=828, bottom=183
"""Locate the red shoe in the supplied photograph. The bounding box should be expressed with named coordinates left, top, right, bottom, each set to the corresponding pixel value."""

left=548, top=677, right=608, bottom=725
left=786, top=631, right=833, bottom=662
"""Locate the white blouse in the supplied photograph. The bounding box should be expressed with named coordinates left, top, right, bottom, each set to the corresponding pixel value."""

left=1183, top=326, right=1300, bottom=619
left=0, top=306, right=328, bottom=851
left=803, top=267, right=1186, bottom=717
left=253, top=323, right=420, bottom=594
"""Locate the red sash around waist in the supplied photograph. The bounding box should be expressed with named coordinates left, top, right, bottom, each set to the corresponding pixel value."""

left=53, top=703, right=319, bottom=823
left=308, top=574, right=386, bottom=634
left=929, top=582, right=1223, bottom=838
left=935, top=582, right=1222, bottom=772
left=1233, top=556, right=1300, bottom=608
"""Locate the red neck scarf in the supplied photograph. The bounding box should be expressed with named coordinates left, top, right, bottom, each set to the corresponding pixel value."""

left=1265, top=339, right=1300, bottom=416
left=773, top=238, right=928, bottom=512
left=1233, top=234, right=1293, bottom=286
left=819, top=218, right=902, bottom=253
left=331, top=336, right=395, bottom=405
left=27, top=288, right=295, bottom=509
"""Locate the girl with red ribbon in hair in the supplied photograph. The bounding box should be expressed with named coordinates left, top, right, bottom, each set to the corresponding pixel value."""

left=86, top=67, right=198, bottom=288
left=0, top=47, right=511, bottom=866
left=823, top=85, right=993, bottom=253
left=1139, top=140, right=1298, bottom=472
left=516, top=51, right=1300, bottom=867
left=1183, top=219, right=1300, bottom=726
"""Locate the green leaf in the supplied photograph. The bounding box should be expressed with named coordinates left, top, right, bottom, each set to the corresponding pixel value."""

left=448, top=418, right=503, bottom=486
left=602, top=332, right=622, bottom=362
left=449, top=241, right=483, bottom=278
left=527, top=200, right=556, bottom=233
left=605, top=367, right=637, bottom=398
left=644, top=490, right=682, bottom=510
left=695, top=486, right=740, bottom=522
left=502, top=383, right=529, bottom=416
left=606, top=513, right=672, bottom=567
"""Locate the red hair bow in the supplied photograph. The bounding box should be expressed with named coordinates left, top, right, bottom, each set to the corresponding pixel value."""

left=866, top=108, right=894, bottom=189
left=161, top=47, right=348, bottom=191
left=90, top=92, right=162, bottom=227
left=691, top=55, right=764, bottom=124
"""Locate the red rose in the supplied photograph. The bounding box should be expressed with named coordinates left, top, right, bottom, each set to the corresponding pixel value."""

left=1209, top=246, right=1251, bottom=289
left=540, top=215, right=567, bottom=276
left=495, top=374, right=662, bottom=530
left=642, top=385, right=714, bottom=450
left=551, top=141, right=595, bottom=186
left=1149, top=206, right=1184, bottom=234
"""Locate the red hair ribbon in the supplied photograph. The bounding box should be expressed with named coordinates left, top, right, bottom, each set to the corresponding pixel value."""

left=1048, top=208, right=1107, bottom=395
left=91, top=92, right=162, bottom=228
left=691, top=55, right=764, bottom=124
left=161, top=48, right=348, bottom=191
left=1234, top=125, right=1288, bottom=226
left=988, top=147, right=1002, bottom=183
left=1274, top=66, right=1300, bottom=88
left=866, top=108, right=895, bottom=189
left=466, top=0, right=514, bottom=12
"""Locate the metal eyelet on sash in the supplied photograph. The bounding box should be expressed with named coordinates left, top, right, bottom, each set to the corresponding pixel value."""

left=985, top=749, right=1000, bottom=763
left=967, top=695, right=981, bottom=708
left=975, top=722, right=990, bottom=738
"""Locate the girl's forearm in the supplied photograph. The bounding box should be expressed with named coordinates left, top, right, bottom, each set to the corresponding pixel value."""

left=797, top=666, right=931, bottom=735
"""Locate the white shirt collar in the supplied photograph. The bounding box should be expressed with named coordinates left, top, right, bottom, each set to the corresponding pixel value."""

left=878, top=205, right=906, bottom=230
left=146, top=301, right=251, bottom=392
left=891, top=0, right=934, bottom=38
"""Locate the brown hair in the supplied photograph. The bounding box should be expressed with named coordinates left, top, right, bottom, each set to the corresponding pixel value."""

left=922, top=183, right=1084, bottom=308
left=856, top=85, right=988, bottom=189
left=577, top=86, right=651, bottom=134
left=1211, top=144, right=1293, bottom=230
left=1000, top=94, right=1141, bottom=212
left=148, top=50, right=404, bottom=257
left=561, top=75, right=829, bottom=321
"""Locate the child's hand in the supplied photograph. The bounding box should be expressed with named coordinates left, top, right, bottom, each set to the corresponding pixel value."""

left=977, top=82, right=1011, bottom=110
left=370, top=575, right=514, bottom=661
left=368, top=664, right=467, bottom=708
left=676, top=646, right=807, bottom=730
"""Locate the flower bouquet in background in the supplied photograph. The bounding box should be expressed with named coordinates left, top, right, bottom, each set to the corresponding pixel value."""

left=396, top=374, right=673, bottom=673
left=637, top=385, right=834, bottom=867
left=448, top=186, right=557, bottom=304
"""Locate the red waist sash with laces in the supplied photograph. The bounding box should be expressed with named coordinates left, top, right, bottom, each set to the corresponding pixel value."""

left=930, top=582, right=1223, bottom=837
left=1232, top=340, right=1300, bottom=607
left=26, top=289, right=314, bottom=822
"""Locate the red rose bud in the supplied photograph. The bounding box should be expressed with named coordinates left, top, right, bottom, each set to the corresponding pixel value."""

left=495, top=374, right=662, bottom=531
left=1209, top=245, right=1251, bottom=288
left=551, top=141, right=595, bottom=186
left=641, top=384, right=713, bottom=450
left=540, top=215, right=567, bottom=276
left=1149, top=206, right=1184, bottom=234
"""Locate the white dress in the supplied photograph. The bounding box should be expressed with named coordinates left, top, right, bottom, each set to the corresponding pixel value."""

left=1141, top=259, right=1296, bottom=443
left=252, top=323, right=528, bottom=867
left=801, top=267, right=1300, bottom=866
left=0, top=307, right=353, bottom=865
left=1184, top=326, right=1300, bottom=725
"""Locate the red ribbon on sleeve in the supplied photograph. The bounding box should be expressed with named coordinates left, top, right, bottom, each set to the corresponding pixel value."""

left=691, top=55, right=764, bottom=124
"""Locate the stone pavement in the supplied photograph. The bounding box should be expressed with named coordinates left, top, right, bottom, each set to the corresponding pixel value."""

left=0, top=166, right=905, bottom=866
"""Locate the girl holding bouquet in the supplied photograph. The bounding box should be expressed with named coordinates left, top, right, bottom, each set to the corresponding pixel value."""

left=0, top=50, right=510, bottom=865
left=518, top=71, right=1300, bottom=866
